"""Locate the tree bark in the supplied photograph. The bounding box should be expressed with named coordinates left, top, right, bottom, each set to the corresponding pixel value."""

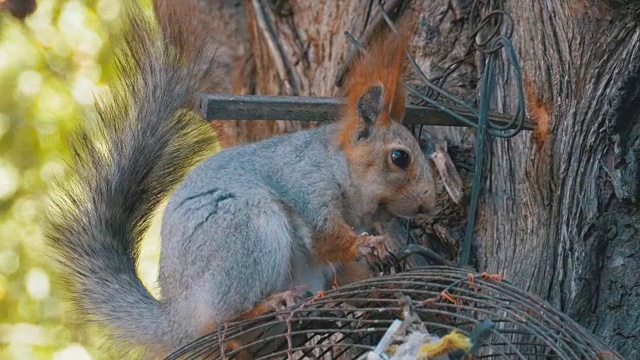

left=476, top=2, right=640, bottom=357
left=163, top=0, right=640, bottom=357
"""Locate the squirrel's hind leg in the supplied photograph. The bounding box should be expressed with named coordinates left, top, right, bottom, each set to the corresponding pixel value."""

left=161, top=194, right=296, bottom=340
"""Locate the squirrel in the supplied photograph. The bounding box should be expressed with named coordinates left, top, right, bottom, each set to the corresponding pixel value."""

left=46, top=1, right=436, bottom=358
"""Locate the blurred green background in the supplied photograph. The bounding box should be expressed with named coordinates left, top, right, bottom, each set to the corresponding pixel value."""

left=0, top=0, right=162, bottom=358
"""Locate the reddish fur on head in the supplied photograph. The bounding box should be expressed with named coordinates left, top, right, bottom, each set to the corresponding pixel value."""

left=335, top=26, right=436, bottom=220
left=339, top=30, right=408, bottom=148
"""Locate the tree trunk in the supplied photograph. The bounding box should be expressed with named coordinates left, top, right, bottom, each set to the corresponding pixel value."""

left=163, top=0, right=640, bottom=357
left=476, top=2, right=640, bottom=357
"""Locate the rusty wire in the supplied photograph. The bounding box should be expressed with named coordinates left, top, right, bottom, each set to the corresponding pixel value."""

left=166, top=266, right=621, bottom=360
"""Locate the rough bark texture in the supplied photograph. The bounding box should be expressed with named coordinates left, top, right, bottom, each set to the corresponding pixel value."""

left=478, top=2, right=640, bottom=357
left=161, top=0, right=640, bottom=357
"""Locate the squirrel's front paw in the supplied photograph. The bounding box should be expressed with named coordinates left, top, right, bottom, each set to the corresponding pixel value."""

left=355, top=233, right=391, bottom=264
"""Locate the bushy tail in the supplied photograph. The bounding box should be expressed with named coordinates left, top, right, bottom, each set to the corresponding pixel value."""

left=46, top=2, right=217, bottom=355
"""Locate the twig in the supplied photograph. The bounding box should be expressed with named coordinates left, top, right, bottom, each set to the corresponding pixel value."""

left=250, top=0, right=300, bottom=95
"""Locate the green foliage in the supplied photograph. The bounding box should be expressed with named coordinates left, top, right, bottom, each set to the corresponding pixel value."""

left=0, top=0, right=161, bottom=358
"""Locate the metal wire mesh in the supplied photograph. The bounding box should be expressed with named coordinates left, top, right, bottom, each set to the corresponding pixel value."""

left=166, top=266, right=621, bottom=360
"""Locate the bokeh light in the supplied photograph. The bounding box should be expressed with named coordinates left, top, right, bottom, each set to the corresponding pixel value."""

left=0, top=0, right=161, bottom=358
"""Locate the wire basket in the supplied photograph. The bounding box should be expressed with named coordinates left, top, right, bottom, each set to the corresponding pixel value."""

left=166, top=266, right=621, bottom=360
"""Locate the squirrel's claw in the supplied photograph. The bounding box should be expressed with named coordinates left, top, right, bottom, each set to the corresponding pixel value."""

left=355, top=233, right=391, bottom=264
left=261, top=286, right=308, bottom=313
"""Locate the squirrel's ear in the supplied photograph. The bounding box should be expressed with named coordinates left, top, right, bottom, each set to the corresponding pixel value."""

left=357, top=85, right=383, bottom=123
left=389, top=79, right=406, bottom=122
left=355, top=84, right=384, bottom=140
left=338, top=23, right=411, bottom=146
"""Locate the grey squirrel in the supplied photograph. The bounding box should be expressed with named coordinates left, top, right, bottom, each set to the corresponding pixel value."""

left=47, top=2, right=436, bottom=358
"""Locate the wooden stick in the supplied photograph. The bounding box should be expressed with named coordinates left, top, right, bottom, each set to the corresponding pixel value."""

left=195, top=93, right=534, bottom=130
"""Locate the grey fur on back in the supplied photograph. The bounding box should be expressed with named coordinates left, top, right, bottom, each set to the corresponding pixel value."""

left=46, top=3, right=218, bottom=356
left=160, top=124, right=354, bottom=334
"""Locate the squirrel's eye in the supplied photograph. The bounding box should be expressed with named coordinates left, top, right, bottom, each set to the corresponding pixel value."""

left=390, top=149, right=410, bottom=170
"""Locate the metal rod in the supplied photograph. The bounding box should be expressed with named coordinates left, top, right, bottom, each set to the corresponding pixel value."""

left=195, top=94, right=533, bottom=130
